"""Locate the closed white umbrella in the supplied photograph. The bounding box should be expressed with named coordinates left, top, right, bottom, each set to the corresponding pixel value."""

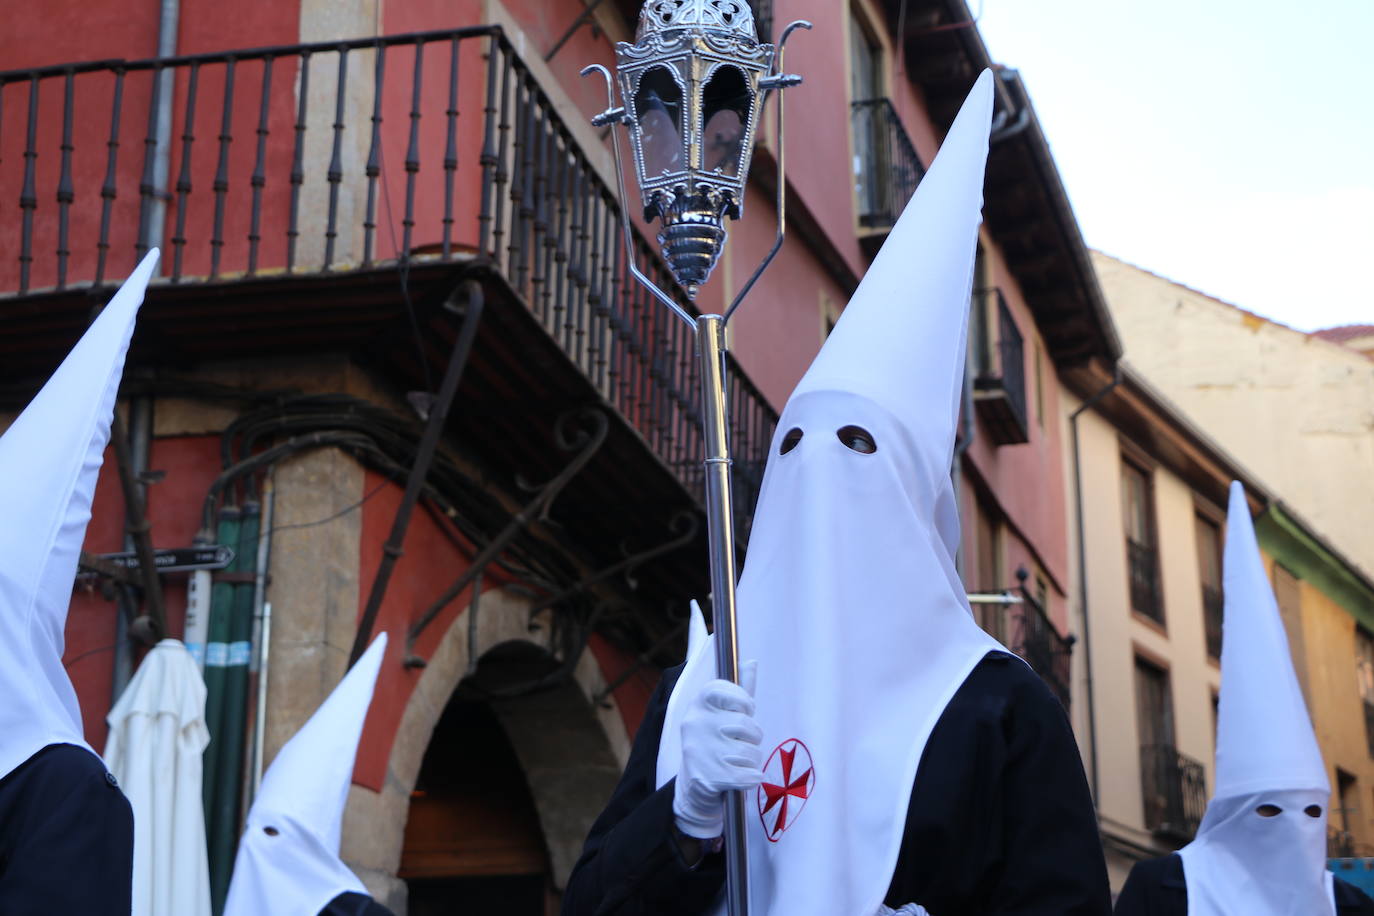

left=104, top=638, right=212, bottom=916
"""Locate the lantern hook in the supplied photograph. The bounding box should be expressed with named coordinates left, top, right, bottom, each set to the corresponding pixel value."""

left=580, top=63, right=699, bottom=330
left=721, top=19, right=811, bottom=323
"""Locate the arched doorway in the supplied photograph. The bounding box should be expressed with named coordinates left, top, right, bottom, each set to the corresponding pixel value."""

left=399, top=640, right=623, bottom=914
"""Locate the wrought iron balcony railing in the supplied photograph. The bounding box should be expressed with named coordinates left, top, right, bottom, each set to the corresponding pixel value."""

left=850, top=98, right=924, bottom=234
left=1128, top=538, right=1164, bottom=624
left=1140, top=743, right=1207, bottom=844
left=1329, top=828, right=1374, bottom=859
left=0, top=26, right=777, bottom=521
left=1006, top=580, right=1074, bottom=711
left=972, top=288, right=1029, bottom=445
left=1202, top=583, right=1223, bottom=659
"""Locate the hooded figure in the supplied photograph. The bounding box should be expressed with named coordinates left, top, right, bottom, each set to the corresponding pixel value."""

left=223, top=633, right=395, bottom=916
left=562, top=72, right=1108, bottom=916
left=0, top=250, right=159, bottom=914
left=1114, top=483, right=1374, bottom=916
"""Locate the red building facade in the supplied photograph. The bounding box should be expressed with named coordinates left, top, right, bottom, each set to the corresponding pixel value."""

left=0, top=0, right=1117, bottom=911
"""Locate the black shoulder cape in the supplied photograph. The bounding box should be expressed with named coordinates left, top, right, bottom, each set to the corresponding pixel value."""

left=561, top=650, right=1111, bottom=915
left=1113, top=852, right=1374, bottom=915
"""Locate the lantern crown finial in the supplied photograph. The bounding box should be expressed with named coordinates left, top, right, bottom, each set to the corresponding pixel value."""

left=636, top=0, right=758, bottom=43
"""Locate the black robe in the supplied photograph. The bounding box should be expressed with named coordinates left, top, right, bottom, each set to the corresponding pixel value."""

left=322, top=891, right=398, bottom=915
left=561, top=650, right=1111, bottom=915
left=1114, top=852, right=1374, bottom=915
left=0, top=742, right=134, bottom=915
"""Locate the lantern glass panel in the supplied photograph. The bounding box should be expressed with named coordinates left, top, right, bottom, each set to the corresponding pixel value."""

left=701, top=65, right=751, bottom=176
left=634, top=67, right=685, bottom=177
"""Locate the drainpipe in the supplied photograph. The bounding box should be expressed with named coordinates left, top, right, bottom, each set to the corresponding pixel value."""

left=244, top=478, right=274, bottom=812
left=110, top=396, right=156, bottom=700
left=989, top=69, right=1031, bottom=145
left=1069, top=365, right=1121, bottom=804
left=145, top=0, right=180, bottom=253
left=952, top=319, right=977, bottom=582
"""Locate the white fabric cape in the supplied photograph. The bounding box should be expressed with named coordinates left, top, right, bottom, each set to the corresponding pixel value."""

left=223, top=633, right=387, bottom=916
left=105, top=638, right=212, bottom=916
left=1178, top=482, right=1334, bottom=916
left=0, top=249, right=159, bottom=782
left=658, top=73, right=1004, bottom=916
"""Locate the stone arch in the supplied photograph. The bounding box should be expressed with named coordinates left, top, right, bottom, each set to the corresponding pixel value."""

left=340, top=586, right=634, bottom=913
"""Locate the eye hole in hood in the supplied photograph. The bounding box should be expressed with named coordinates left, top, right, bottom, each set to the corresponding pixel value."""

left=780, top=427, right=803, bottom=455
left=837, top=425, right=877, bottom=454
left=1256, top=804, right=1282, bottom=818
left=1304, top=805, right=1322, bottom=818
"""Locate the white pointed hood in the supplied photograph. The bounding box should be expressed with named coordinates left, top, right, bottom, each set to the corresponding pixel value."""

left=659, top=72, right=1004, bottom=915
left=1179, top=482, right=1334, bottom=916
left=0, top=249, right=159, bottom=781
left=224, top=633, right=388, bottom=916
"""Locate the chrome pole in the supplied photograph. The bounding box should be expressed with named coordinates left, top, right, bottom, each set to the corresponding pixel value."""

left=696, top=313, right=749, bottom=913
left=582, top=18, right=809, bottom=911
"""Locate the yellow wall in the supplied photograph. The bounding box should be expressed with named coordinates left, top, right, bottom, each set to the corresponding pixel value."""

left=1284, top=569, right=1374, bottom=848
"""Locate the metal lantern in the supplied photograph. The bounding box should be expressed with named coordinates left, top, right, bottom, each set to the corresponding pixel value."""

left=613, top=0, right=775, bottom=297
left=583, top=6, right=809, bottom=915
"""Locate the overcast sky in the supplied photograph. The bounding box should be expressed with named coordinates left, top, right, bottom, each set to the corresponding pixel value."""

left=974, top=0, right=1373, bottom=333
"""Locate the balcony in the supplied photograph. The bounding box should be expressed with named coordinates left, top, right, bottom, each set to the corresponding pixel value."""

left=1004, top=576, right=1074, bottom=710
left=851, top=98, right=925, bottom=248
left=1129, top=539, right=1164, bottom=624
left=972, top=288, right=1029, bottom=445
left=0, top=27, right=778, bottom=621
left=1140, top=744, right=1207, bottom=845
left=1202, top=584, right=1223, bottom=659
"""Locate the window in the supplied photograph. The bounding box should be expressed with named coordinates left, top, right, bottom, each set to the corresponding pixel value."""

left=1136, top=657, right=1177, bottom=830
left=1272, top=563, right=1309, bottom=698
left=1357, top=628, right=1374, bottom=759
left=969, top=244, right=991, bottom=378
left=849, top=6, right=888, bottom=224
left=972, top=495, right=1003, bottom=641
left=1196, top=515, right=1223, bottom=659
left=1338, top=769, right=1359, bottom=836
left=1033, top=343, right=1045, bottom=430
left=1122, top=459, right=1163, bottom=624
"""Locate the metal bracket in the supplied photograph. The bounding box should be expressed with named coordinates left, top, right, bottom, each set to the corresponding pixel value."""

left=526, top=511, right=699, bottom=617
left=403, top=407, right=610, bottom=667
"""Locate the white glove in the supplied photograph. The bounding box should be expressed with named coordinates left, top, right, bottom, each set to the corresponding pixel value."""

left=874, top=905, right=931, bottom=916
left=672, top=660, right=764, bottom=839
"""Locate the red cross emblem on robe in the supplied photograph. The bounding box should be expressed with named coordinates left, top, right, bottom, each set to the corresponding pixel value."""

left=758, top=738, right=815, bottom=841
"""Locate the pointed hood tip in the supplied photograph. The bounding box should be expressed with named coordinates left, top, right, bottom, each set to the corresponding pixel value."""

left=787, top=70, right=994, bottom=456
left=0, top=254, right=162, bottom=781
left=1215, top=481, right=1328, bottom=798
left=252, top=630, right=388, bottom=831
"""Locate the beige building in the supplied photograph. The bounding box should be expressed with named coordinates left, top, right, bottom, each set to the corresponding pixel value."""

left=1064, top=362, right=1374, bottom=891
left=1091, top=251, right=1374, bottom=578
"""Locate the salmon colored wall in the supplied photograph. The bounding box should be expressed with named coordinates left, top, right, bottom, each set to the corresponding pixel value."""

left=964, top=243, right=1072, bottom=602
left=588, top=633, right=660, bottom=738
left=350, top=466, right=660, bottom=788
left=65, top=453, right=128, bottom=753
left=352, top=468, right=491, bottom=790
left=726, top=181, right=847, bottom=409
left=769, top=0, right=865, bottom=283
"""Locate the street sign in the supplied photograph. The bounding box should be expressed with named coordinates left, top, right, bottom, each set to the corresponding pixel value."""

left=94, top=545, right=236, bottom=574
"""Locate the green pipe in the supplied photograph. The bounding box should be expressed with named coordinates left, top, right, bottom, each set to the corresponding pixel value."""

left=209, top=500, right=259, bottom=913
left=202, top=507, right=241, bottom=912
